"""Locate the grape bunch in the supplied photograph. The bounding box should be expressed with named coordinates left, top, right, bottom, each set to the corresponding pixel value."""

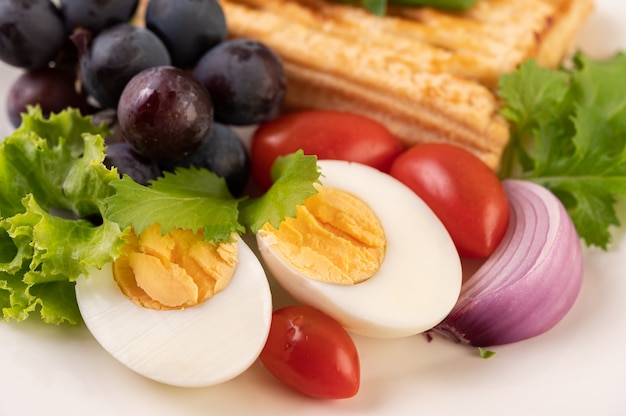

left=0, top=0, right=287, bottom=196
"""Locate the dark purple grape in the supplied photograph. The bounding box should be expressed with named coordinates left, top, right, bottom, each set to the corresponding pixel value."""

left=161, top=123, right=251, bottom=196
left=104, top=142, right=161, bottom=185
left=59, top=0, right=139, bottom=35
left=90, top=108, right=125, bottom=144
left=193, top=38, right=286, bottom=126
left=0, top=0, right=68, bottom=69
left=6, top=66, right=93, bottom=127
left=78, top=23, right=171, bottom=109
left=117, top=66, right=213, bottom=162
left=145, top=0, right=227, bottom=69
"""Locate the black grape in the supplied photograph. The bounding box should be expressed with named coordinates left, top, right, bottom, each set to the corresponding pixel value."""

left=104, top=142, right=161, bottom=185
left=161, top=123, right=251, bottom=196
left=6, top=66, right=93, bottom=127
left=77, top=23, right=171, bottom=109
left=117, top=66, right=214, bottom=163
left=59, top=0, right=139, bottom=35
left=0, top=0, right=68, bottom=69
left=193, top=38, right=286, bottom=126
left=145, top=0, right=227, bottom=69
left=90, top=108, right=127, bottom=145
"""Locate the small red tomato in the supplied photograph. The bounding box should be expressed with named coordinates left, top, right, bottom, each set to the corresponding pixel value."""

left=250, top=110, right=403, bottom=190
left=390, top=143, right=509, bottom=258
left=260, top=305, right=360, bottom=399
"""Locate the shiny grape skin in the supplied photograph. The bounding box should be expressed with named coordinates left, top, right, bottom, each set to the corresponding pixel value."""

left=161, top=123, right=251, bottom=197
left=145, top=0, right=227, bottom=69
left=6, top=66, right=93, bottom=127
left=193, top=39, right=286, bottom=126
left=59, top=0, right=139, bottom=35
left=0, top=0, right=68, bottom=69
left=117, top=66, right=214, bottom=163
left=79, top=23, right=171, bottom=109
left=104, top=142, right=162, bottom=186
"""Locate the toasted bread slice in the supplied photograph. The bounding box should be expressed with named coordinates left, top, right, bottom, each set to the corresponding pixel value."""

left=220, top=0, right=593, bottom=169
left=388, top=0, right=594, bottom=78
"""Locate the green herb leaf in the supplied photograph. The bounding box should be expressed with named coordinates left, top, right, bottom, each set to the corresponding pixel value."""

left=390, top=0, right=478, bottom=10
left=104, top=152, right=322, bottom=241
left=498, top=52, right=626, bottom=249
left=0, top=107, right=125, bottom=325
left=239, top=150, right=321, bottom=234
left=364, top=0, right=386, bottom=15
left=105, top=167, right=245, bottom=243
left=333, top=0, right=478, bottom=15
left=478, top=347, right=496, bottom=359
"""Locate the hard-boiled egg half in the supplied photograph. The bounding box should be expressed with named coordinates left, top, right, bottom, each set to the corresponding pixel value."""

left=256, top=160, right=462, bottom=338
left=75, top=224, right=272, bottom=388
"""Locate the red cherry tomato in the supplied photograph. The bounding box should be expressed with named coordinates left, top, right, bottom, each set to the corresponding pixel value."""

left=260, top=305, right=360, bottom=399
left=251, top=110, right=403, bottom=190
left=389, top=143, right=509, bottom=258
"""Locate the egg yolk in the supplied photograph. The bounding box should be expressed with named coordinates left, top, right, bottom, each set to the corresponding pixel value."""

left=112, top=223, right=238, bottom=310
left=258, top=185, right=386, bottom=285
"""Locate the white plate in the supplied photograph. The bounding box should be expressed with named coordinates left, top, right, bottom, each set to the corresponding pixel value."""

left=1, top=1, right=626, bottom=415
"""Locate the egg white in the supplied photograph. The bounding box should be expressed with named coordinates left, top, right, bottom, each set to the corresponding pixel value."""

left=257, top=160, right=462, bottom=338
left=75, top=236, right=272, bottom=388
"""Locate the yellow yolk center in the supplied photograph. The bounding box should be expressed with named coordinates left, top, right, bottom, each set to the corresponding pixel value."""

left=258, top=185, right=386, bottom=285
left=113, top=224, right=238, bottom=310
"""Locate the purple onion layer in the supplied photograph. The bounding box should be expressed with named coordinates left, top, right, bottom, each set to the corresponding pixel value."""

left=433, top=179, right=584, bottom=347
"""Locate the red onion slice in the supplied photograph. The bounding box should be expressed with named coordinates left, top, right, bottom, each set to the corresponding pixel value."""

left=433, top=179, right=584, bottom=347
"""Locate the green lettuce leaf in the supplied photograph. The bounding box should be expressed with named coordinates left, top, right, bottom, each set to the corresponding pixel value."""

left=498, top=52, right=626, bottom=249
left=0, top=107, right=125, bottom=325
left=0, top=266, right=82, bottom=325
left=239, top=150, right=321, bottom=234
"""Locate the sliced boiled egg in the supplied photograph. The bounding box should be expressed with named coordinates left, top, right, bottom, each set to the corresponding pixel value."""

left=256, top=160, right=462, bottom=338
left=75, top=226, right=272, bottom=388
